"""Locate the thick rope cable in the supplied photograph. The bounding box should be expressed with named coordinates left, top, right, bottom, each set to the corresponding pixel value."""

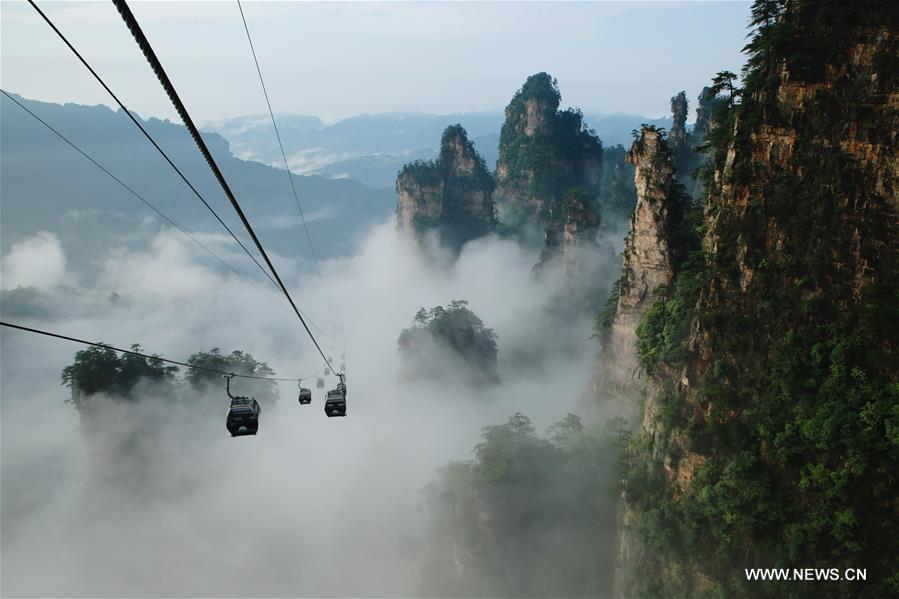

left=236, top=0, right=339, bottom=333
left=1, top=321, right=315, bottom=382
left=110, top=0, right=336, bottom=374
left=1, top=89, right=273, bottom=300
left=1, top=90, right=335, bottom=338
left=25, top=0, right=278, bottom=291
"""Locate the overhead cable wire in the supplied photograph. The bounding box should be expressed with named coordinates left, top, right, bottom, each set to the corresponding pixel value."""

left=1, top=90, right=332, bottom=339
left=0, top=321, right=314, bottom=382
left=0, top=94, right=328, bottom=342
left=1, top=89, right=274, bottom=301
left=24, top=0, right=333, bottom=346
left=109, top=0, right=337, bottom=375
left=25, top=0, right=278, bottom=292
left=236, top=0, right=339, bottom=332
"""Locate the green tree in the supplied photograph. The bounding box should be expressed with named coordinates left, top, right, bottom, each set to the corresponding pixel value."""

left=61, top=345, right=119, bottom=398
left=61, top=344, right=178, bottom=407
left=474, top=412, right=543, bottom=482
left=423, top=411, right=620, bottom=597
left=742, top=0, right=790, bottom=88
left=709, top=70, right=741, bottom=109
left=185, top=347, right=278, bottom=405
left=546, top=412, right=584, bottom=447
left=398, top=300, right=499, bottom=385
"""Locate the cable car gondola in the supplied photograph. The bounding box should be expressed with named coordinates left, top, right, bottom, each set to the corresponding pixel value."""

left=324, top=367, right=331, bottom=375
left=325, top=375, right=347, bottom=417
left=224, top=374, right=260, bottom=437
left=298, top=381, right=312, bottom=405
left=316, top=377, right=325, bottom=389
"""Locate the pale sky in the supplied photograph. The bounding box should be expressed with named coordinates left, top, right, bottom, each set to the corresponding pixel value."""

left=1, top=1, right=751, bottom=121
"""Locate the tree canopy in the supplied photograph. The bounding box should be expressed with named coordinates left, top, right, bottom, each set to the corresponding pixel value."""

left=397, top=300, right=499, bottom=385
left=60, top=345, right=278, bottom=409
left=61, top=344, right=177, bottom=406
left=185, top=347, right=278, bottom=406
left=421, top=412, right=620, bottom=596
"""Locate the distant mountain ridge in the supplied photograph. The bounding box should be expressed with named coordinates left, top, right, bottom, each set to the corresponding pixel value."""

left=1, top=93, right=394, bottom=277
left=203, top=110, right=672, bottom=188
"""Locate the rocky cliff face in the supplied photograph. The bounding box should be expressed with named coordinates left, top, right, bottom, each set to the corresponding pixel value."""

left=396, top=171, right=442, bottom=231
left=530, top=186, right=616, bottom=325
left=559, top=191, right=601, bottom=284
left=537, top=189, right=602, bottom=287
left=396, top=125, right=495, bottom=249
left=494, top=73, right=603, bottom=235
left=615, top=1, right=899, bottom=596
left=591, top=127, right=682, bottom=418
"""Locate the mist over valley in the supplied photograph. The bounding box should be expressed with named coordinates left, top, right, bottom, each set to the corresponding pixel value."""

left=2, top=0, right=896, bottom=597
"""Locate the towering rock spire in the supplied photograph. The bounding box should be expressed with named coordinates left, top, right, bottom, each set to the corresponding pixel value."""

left=692, top=85, right=721, bottom=147
left=396, top=125, right=495, bottom=250
left=624, top=128, right=679, bottom=292
left=591, top=126, right=682, bottom=416
left=559, top=190, right=601, bottom=284
left=494, top=73, right=603, bottom=235
left=668, top=91, right=689, bottom=148
left=668, top=89, right=704, bottom=195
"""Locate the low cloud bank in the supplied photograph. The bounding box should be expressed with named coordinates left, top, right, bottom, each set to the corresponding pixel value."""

left=1, top=219, right=620, bottom=596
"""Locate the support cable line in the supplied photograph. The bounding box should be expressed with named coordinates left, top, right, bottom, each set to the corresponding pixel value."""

left=236, top=0, right=339, bottom=333
left=0, top=321, right=315, bottom=382
left=0, top=89, right=328, bottom=335
left=1, top=90, right=332, bottom=339
left=25, top=0, right=278, bottom=292
left=110, top=0, right=337, bottom=374
left=1, top=89, right=271, bottom=302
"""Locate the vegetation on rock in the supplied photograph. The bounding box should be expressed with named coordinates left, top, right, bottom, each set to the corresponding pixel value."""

left=495, top=72, right=604, bottom=231
left=397, top=300, right=499, bottom=385
left=421, top=412, right=622, bottom=597
left=185, top=348, right=278, bottom=406
left=396, top=125, right=496, bottom=250
left=620, top=0, right=899, bottom=595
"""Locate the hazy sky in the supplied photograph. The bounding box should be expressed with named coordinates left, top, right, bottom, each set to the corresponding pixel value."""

left=2, top=1, right=750, bottom=121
